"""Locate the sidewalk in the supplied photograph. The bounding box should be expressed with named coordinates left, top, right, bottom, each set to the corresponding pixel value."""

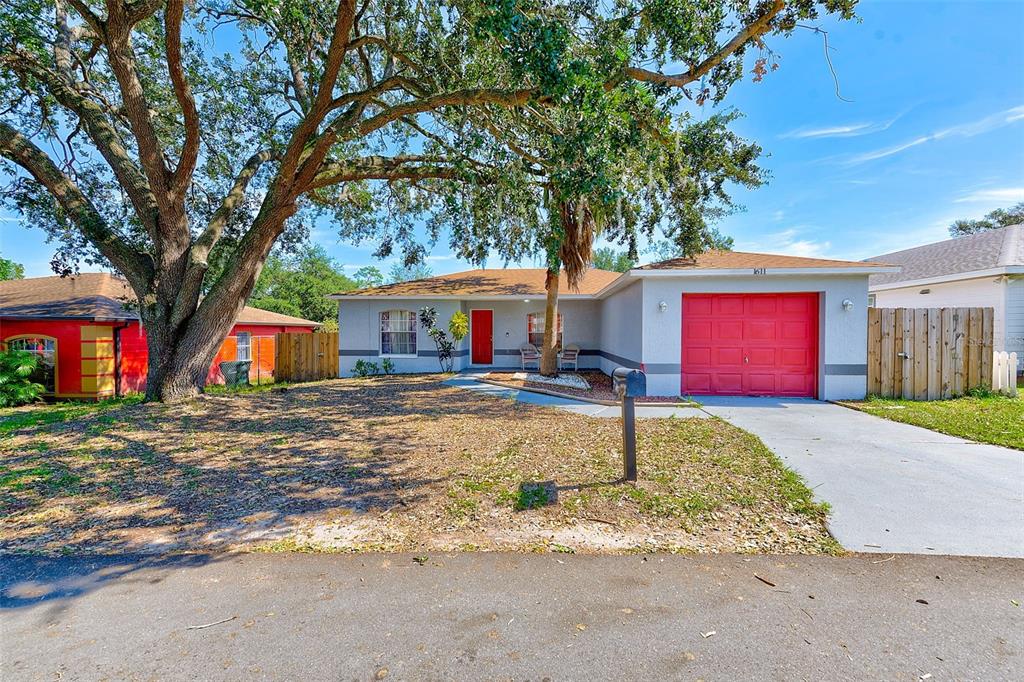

left=443, top=373, right=709, bottom=418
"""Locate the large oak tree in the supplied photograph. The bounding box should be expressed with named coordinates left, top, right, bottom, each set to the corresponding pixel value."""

left=0, top=0, right=856, bottom=400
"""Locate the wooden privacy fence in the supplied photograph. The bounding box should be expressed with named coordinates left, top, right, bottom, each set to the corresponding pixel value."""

left=274, top=332, right=339, bottom=382
left=868, top=307, right=994, bottom=400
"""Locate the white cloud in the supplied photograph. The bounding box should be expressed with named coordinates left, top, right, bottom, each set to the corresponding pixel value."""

left=780, top=119, right=897, bottom=140
left=736, top=228, right=832, bottom=258
left=844, top=105, right=1024, bottom=165
left=954, top=187, right=1024, bottom=203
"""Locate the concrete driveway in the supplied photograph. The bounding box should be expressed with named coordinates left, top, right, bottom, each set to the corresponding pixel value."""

left=698, top=397, right=1024, bottom=558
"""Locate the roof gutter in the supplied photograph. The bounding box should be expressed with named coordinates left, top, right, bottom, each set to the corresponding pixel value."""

left=591, top=265, right=900, bottom=299
left=869, top=265, right=1024, bottom=291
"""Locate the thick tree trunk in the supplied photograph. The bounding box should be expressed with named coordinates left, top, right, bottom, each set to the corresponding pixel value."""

left=141, top=304, right=236, bottom=402
left=540, top=267, right=560, bottom=377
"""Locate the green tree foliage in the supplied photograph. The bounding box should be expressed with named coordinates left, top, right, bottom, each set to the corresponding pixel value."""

left=0, top=349, right=44, bottom=407
left=591, top=248, right=636, bottom=273
left=448, top=311, right=469, bottom=344
left=649, top=228, right=735, bottom=261
left=352, top=266, right=385, bottom=289
left=388, top=262, right=433, bottom=283
left=249, top=245, right=354, bottom=323
left=950, top=203, right=1024, bottom=237
left=0, top=256, right=25, bottom=280
left=0, top=0, right=857, bottom=399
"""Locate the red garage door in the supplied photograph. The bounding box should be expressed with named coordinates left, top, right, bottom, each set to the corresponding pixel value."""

left=681, top=293, right=819, bottom=397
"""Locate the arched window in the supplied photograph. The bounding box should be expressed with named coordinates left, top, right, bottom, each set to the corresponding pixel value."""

left=5, top=336, right=57, bottom=393
left=380, top=310, right=417, bottom=356
left=527, top=312, right=563, bottom=350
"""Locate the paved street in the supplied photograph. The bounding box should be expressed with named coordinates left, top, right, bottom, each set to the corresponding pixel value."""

left=2, top=552, right=1021, bottom=680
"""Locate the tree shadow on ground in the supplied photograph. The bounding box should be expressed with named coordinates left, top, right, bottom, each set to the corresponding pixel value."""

left=0, top=376, right=550, bottom=559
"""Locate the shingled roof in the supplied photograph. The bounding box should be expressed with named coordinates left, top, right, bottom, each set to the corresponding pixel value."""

left=336, top=268, right=621, bottom=298
left=637, top=250, right=883, bottom=271
left=0, top=273, right=319, bottom=326
left=866, top=224, right=1023, bottom=287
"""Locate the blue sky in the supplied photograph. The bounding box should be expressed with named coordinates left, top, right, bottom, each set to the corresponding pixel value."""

left=2, top=0, right=1023, bottom=278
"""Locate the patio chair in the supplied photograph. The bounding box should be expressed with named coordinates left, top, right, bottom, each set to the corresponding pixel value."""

left=519, top=343, right=541, bottom=371
left=559, top=343, right=580, bottom=371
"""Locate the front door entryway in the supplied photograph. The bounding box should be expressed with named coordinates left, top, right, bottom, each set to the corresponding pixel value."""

left=471, top=309, right=493, bottom=364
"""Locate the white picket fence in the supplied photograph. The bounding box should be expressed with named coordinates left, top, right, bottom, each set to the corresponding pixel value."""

left=992, top=351, right=1019, bottom=396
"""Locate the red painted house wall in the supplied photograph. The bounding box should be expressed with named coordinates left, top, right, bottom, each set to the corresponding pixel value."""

left=0, top=319, right=121, bottom=398
left=1, top=318, right=315, bottom=398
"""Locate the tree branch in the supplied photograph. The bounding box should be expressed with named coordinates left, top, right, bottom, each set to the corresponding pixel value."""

left=623, top=0, right=786, bottom=89
left=165, top=0, right=200, bottom=195
left=0, top=120, right=152, bottom=288
left=104, top=0, right=174, bottom=217
left=309, top=155, right=474, bottom=189
left=355, top=88, right=534, bottom=138
left=2, top=50, right=161, bottom=236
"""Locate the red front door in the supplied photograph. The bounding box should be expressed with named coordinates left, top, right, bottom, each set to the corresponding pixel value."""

left=471, top=309, right=493, bottom=364
left=681, top=293, right=818, bottom=397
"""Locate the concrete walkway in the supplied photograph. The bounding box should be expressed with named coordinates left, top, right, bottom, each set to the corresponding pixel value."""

left=447, top=375, right=1023, bottom=557
left=696, top=397, right=1024, bottom=558
left=443, top=374, right=709, bottom=418
left=3, top=552, right=1021, bottom=680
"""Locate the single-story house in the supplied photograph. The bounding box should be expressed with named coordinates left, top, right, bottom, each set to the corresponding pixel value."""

left=865, top=224, right=1022, bottom=357
left=330, top=251, right=899, bottom=400
left=0, top=273, right=318, bottom=399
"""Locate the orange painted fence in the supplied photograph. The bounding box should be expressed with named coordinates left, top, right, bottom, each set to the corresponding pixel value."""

left=274, top=332, right=339, bottom=383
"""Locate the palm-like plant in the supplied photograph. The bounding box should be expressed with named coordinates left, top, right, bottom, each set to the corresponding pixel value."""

left=0, top=349, right=45, bottom=407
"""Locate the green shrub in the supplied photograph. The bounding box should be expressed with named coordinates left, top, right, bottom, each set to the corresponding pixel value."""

left=0, top=349, right=45, bottom=407
left=353, top=359, right=380, bottom=377
left=381, top=358, right=395, bottom=375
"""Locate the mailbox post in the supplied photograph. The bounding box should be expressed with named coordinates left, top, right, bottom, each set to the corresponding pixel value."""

left=612, top=367, right=646, bottom=482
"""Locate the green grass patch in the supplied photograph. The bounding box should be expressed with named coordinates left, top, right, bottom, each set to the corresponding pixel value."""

left=0, top=463, right=80, bottom=492
left=849, top=394, right=1023, bottom=450
left=0, top=395, right=142, bottom=434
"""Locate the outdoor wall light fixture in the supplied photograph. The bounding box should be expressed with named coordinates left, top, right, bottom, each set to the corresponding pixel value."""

left=842, top=299, right=854, bottom=311
left=658, top=300, right=668, bottom=312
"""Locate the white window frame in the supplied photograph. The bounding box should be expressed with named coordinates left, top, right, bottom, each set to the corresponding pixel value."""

left=527, top=311, right=563, bottom=350
left=380, top=309, right=418, bottom=358
left=236, top=331, right=251, bottom=361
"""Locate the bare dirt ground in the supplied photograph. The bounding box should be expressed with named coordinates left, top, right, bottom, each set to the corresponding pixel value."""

left=0, top=376, right=837, bottom=555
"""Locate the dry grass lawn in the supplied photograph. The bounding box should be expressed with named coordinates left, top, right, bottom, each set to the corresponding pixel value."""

left=1, top=375, right=838, bottom=555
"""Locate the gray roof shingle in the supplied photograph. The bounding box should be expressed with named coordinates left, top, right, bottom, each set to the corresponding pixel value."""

left=866, top=224, right=1022, bottom=286
left=0, top=273, right=319, bottom=326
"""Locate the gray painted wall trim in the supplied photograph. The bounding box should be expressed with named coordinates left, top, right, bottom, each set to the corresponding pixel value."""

left=419, top=349, right=469, bottom=358
left=339, top=349, right=469, bottom=358
left=596, top=350, right=642, bottom=369
left=642, top=363, right=681, bottom=374
left=825, top=364, right=868, bottom=376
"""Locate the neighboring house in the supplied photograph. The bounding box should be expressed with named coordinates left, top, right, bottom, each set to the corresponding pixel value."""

left=330, top=251, right=897, bottom=399
left=0, top=273, right=318, bottom=399
left=865, top=224, right=1023, bottom=356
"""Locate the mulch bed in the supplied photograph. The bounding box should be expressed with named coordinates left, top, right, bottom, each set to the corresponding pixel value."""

left=485, top=370, right=686, bottom=404
left=0, top=375, right=836, bottom=556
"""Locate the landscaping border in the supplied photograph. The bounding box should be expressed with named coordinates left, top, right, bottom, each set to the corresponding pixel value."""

left=475, top=377, right=698, bottom=408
